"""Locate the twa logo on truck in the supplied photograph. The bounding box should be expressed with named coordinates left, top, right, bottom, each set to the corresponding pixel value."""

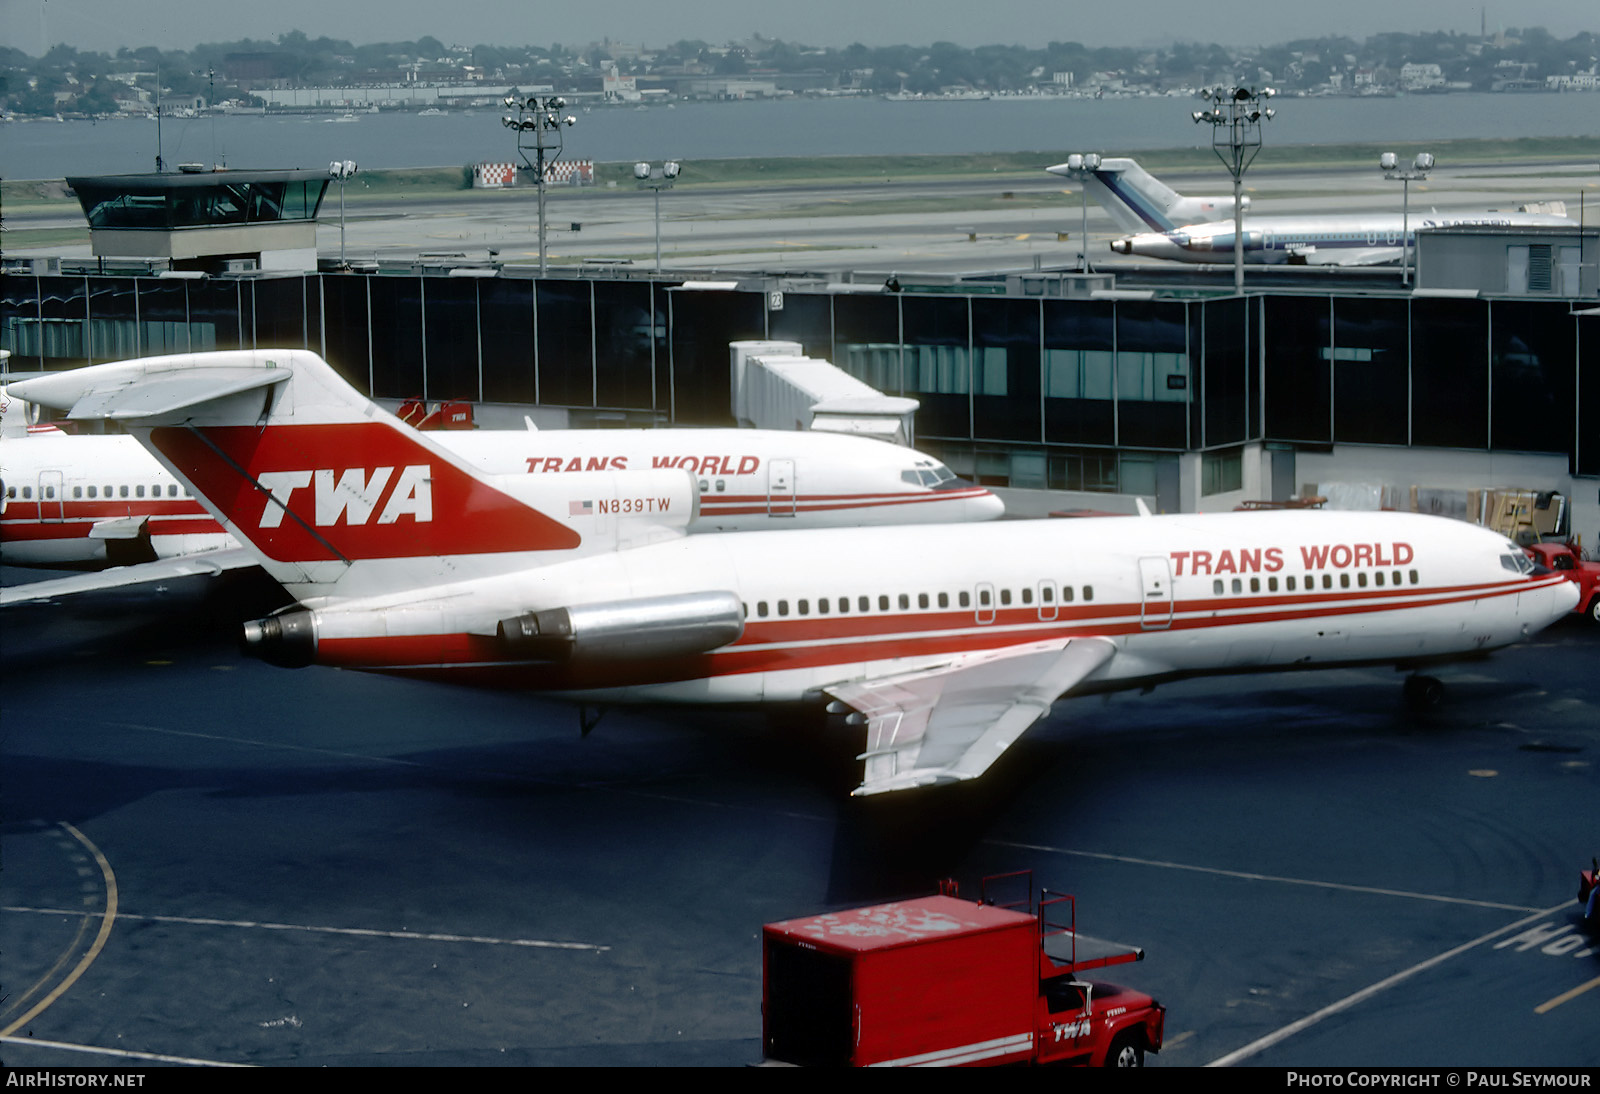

left=257, top=466, right=433, bottom=528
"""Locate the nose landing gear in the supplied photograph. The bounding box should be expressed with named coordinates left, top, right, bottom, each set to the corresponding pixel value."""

left=1403, top=673, right=1445, bottom=713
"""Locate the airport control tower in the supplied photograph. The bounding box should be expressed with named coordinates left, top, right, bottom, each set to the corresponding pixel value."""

left=66, top=168, right=331, bottom=274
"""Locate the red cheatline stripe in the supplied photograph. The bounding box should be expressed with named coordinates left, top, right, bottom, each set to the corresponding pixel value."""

left=312, top=576, right=1564, bottom=683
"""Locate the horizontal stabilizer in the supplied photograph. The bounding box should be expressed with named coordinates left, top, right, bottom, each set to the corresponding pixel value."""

left=13, top=358, right=289, bottom=422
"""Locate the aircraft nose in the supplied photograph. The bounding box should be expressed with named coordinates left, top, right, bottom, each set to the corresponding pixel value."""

left=1110, top=238, right=1132, bottom=254
left=969, top=490, right=1006, bottom=521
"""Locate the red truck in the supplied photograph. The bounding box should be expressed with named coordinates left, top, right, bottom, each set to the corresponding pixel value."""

left=1523, top=542, right=1600, bottom=625
left=760, top=872, right=1165, bottom=1067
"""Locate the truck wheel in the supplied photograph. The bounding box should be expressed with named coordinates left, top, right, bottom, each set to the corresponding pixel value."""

left=1105, top=1033, right=1144, bottom=1067
left=1588, top=596, right=1600, bottom=626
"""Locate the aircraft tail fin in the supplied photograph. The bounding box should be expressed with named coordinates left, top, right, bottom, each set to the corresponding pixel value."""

left=1048, top=157, right=1247, bottom=234
left=9, top=350, right=582, bottom=594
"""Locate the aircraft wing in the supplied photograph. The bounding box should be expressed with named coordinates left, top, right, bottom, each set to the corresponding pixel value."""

left=1298, top=247, right=1400, bottom=267
left=824, top=636, right=1117, bottom=797
left=1, top=548, right=261, bottom=608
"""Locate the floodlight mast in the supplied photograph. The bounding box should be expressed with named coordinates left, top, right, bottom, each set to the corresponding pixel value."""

left=1192, top=86, right=1275, bottom=292
left=503, top=94, right=578, bottom=276
left=328, top=159, right=358, bottom=269
left=1382, top=151, right=1434, bottom=286
left=1058, top=153, right=1103, bottom=272
left=635, top=161, right=682, bottom=271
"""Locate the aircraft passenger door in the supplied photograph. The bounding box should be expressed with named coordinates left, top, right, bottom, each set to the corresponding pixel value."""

left=975, top=582, right=996, bottom=625
left=1137, top=556, right=1173, bottom=630
left=767, top=459, right=796, bottom=517
left=38, top=470, right=65, bottom=523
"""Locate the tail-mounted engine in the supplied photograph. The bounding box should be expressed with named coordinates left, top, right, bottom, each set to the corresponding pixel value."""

left=497, top=590, right=744, bottom=662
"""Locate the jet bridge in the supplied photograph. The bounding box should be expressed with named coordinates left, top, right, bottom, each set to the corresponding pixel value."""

left=729, top=340, right=919, bottom=445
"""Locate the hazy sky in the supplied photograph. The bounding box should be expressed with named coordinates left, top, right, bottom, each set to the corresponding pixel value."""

left=6, top=0, right=1597, bottom=56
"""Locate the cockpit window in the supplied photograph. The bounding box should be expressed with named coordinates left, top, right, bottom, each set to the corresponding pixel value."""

left=1501, top=553, right=1534, bottom=575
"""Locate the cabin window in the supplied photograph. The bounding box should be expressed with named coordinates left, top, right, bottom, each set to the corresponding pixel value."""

left=1213, top=579, right=1224, bottom=595
left=715, top=480, right=725, bottom=493
left=797, top=599, right=809, bottom=616
left=1409, top=570, right=1419, bottom=584
left=1340, top=573, right=1351, bottom=589
left=1021, top=587, right=1033, bottom=605
left=878, top=595, right=890, bottom=612
left=778, top=600, right=789, bottom=617
left=1250, top=577, right=1260, bottom=593
left=838, top=598, right=849, bottom=614
left=818, top=598, right=828, bottom=615
left=1231, top=578, right=1242, bottom=594
left=1394, top=571, right=1403, bottom=585
left=73, top=487, right=83, bottom=499
left=169, top=485, right=180, bottom=497
left=102, top=485, right=110, bottom=496
left=1061, top=586, right=1074, bottom=603
left=959, top=591, right=971, bottom=608
left=4, top=487, right=12, bottom=499
left=898, top=594, right=910, bottom=610
left=1375, top=572, right=1385, bottom=586
left=1042, top=586, right=1054, bottom=603
left=978, top=589, right=991, bottom=606
left=1000, top=589, right=1012, bottom=606
left=859, top=596, right=870, bottom=613
left=938, top=592, right=949, bottom=609
left=1268, top=577, right=1278, bottom=592
left=45, top=486, right=55, bottom=499
left=918, top=593, right=929, bottom=609
left=119, top=486, right=129, bottom=498
left=1083, top=586, right=1094, bottom=602
left=135, top=485, right=145, bottom=498
left=1322, top=574, right=1333, bottom=590
left=1286, top=576, right=1296, bottom=591
left=22, top=487, right=32, bottom=499
left=757, top=601, right=769, bottom=618
left=87, top=486, right=98, bottom=498
left=1357, top=572, right=1368, bottom=588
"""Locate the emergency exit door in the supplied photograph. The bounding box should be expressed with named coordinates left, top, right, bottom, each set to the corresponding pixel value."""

left=1138, top=556, right=1173, bottom=630
left=767, top=459, right=796, bottom=516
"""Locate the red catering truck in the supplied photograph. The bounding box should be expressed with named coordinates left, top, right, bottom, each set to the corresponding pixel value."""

left=761, top=873, right=1165, bottom=1067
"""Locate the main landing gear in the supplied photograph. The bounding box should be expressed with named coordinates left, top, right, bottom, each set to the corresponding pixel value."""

left=1403, top=673, right=1445, bottom=713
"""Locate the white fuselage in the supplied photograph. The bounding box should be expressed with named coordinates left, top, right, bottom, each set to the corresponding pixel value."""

left=1, top=425, right=999, bottom=565
left=1112, top=211, right=1575, bottom=265
left=300, top=509, right=1577, bottom=705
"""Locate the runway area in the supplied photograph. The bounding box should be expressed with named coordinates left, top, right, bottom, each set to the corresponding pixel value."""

left=9, top=160, right=1596, bottom=275
left=0, top=571, right=1596, bottom=1067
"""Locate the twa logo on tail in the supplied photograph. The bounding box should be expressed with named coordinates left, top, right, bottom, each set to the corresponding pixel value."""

left=151, top=423, right=579, bottom=562
left=258, top=466, right=434, bottom=528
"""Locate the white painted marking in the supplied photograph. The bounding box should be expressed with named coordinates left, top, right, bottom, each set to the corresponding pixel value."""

left=0, top=1034, right=252, bottom=1067
left=991, top=839, right=1547, bottom=912
left=1204, top=900, right=1572, bottom=1067
left=4, top=905, right=608, bottom=952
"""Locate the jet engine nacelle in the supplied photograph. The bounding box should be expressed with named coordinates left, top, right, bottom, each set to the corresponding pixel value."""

left=497, top=590, right=745, bottom=663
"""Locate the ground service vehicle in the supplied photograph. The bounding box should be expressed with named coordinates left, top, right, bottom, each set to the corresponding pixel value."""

left=1524, top=542, right=1600, bottom=624
left=760, top=873, right=1164, bottom=1067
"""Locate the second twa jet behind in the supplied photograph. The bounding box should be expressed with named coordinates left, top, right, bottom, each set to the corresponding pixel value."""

left=11, top=351, right=1577, bottom=797
left=1048, top=156, right=1574, bottom=266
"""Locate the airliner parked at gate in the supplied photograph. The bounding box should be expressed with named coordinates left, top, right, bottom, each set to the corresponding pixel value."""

left=10, top=351, right=1576, bottom=796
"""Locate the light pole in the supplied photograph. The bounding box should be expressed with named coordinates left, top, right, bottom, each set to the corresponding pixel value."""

left=503, top=94, right=577, bottom=276
left=1381, top=151, right=1433, bottom=286
left=633, top=161, right=681, bottom=270
left=328, top=159, right=358, bottom=268
left=1053, top=153, right=1103, bottom=272
left=1192, top=86, right=1275, bottom=293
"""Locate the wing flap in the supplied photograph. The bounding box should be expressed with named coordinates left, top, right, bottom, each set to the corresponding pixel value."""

left=826, top=636, right=1117, bottom=796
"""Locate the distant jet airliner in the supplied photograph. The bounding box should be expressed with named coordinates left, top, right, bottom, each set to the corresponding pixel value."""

left=1047, top=156, right=1574, bottom=266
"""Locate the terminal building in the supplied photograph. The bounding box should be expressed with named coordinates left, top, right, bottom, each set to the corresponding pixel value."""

left=3, top=171, right=1596, bottom=546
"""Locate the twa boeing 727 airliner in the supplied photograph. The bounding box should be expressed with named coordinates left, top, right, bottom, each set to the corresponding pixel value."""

left=0, top=381, right=998, bottom=570
left=10, top=351, right=1577, bottom=796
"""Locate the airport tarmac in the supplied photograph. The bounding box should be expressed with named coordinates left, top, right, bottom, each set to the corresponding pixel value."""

left=0, top=576, right=1595, bottom=1068
left=9, top=160, right=1596, bottom=277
